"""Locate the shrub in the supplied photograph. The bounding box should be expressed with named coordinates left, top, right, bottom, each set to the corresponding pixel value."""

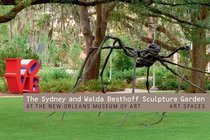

left=37, top=68, right=77, bottom=93
left=84, top=79, right=126, bottom=92
left=40, top=78, right=126, bottom=93
left=107, top=68, right=148, bottom=83
left=85, top=80, right=102, bottom=92
left=111, top=70, right=133, bottom=82
left=40, top=79, right=74, bottom=93
left=135, top=79, right=153, bottom=89
left=39, top=68, right=73, bottom=82
left=0, top=78, right=8, bottom=93
left=159, top=79, right=178, bottom=90
left=155, top=67, right=188, bottom=90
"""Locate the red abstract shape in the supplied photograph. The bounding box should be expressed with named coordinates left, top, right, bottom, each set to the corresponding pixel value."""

left=5, top=58, right=40, bottom=93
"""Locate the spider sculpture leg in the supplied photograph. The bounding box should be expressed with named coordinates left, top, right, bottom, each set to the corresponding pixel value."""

left=99, top=39, right=120, bottom=93
left=95, top=37, right=137, bottom=117
left=61, top=112, right=66, bottom=122
left=72, top=36, right=135, bottom=93
left=72, top=49, right=95, bottom=93
left=139, top=47, right=189, bottom=126
left=118, top=50, right=138, bottom=127
left=159, top=61, right=207, bottom=93
left=139, top=112, right=166, bottom=127
left=72, top=36, right=135, bottom=117
left=97, top=52, right=114, bottom=117
left=158, top=46, right=209, bottom=92
left=158, top=45, right=205, bottom=73
left=158, top=46, right=209, bottom=74
left=160, top=46, right=190, bottom=59
left=71, top=36, right=115, bottom=93
left=46, top=111, right=56, bottom=118
left=139, top=45, right=208, bottom=127
left=102, top=36, right=135, bottom=57
left=46, top=111, right=66, bottom=122
left=161, top=59, right=210, bottom=74
left=97, top=36, right=136, bottom=93
left=146, top=66, right=150, bottom=93
left=100, top=48, right=114, bottom=93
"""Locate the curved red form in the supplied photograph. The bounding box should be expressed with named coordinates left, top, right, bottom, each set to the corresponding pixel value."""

left=5, top=58, right=40, bottom=93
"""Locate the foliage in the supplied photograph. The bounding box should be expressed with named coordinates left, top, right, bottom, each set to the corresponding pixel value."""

left=105, top=66, right=190, bottom=90
left=39, top=67, right=126, bottom=92
left=113, top=50, right=133, bottom=71
left=134, top=79, right=153, bottom=89
left=40, top=78, right=125, bottom=93
left=0, top=24, right=40, bottom=76
left=85, top=79, right=126, bottom=92
left=0, top=24, right=8, bottom=41
left=112, top=37, right=133, bottom=71
left=106, top=68, right=147, bottom=83
left=113, top=70, right=133, bottom=82
left=39, top=68, right=125, bottom=92
left=35, top=13, right=51, bottom=27
left=68, top=42, right=82, bottom=70
left=48, top=40, right=59, bottom=66
left=0, top=1, right=209, bottom=92
left=153, top=66, right=188, bottom=90
left=0, top=47, right=39, bottom=77
left=40, top=79, right=73, bottom=93
left=38, top=68, right=73, bottom=82
left=39, top=68, right=75, bottom=92
left=206, top=79, right=210, bottom=90
left=0, top=78, right=7, bottom=92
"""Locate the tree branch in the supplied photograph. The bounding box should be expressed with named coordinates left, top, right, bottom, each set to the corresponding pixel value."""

left=120, top=13, right=182, bottom=47
left=121, top=18, right=178, bottom=51
left=152, top=1, right=210, bottom=7
left=1, top=0, right=210, bottom=26
left=0, top=0, right=118, bottom=6
left=143, top=4, right=210, bottom=29
left=145, top=22, right=182, bottom=47
left=2, top=0, right=209, bottom=7
left=103, top=2, right=116, bottom=16
left=0, top=0, right=118, bottom=23
left=0, top=0, right=36, bottom=23
left=141, top=36, right=177, bottom=51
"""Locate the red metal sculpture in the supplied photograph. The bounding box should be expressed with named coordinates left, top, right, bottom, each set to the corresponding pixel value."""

left=5, top=58, right=40, bottom=93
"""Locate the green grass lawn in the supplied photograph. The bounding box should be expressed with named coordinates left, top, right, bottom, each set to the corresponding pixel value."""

left=0, top=97, right=210, bottom=140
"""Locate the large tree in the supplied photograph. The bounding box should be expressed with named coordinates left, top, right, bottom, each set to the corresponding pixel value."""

left=1, top=0, right=210, bottom=92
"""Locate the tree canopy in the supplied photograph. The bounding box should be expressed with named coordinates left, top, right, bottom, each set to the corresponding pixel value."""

left=0, top=0, right=210, bottom=28
left=1, top=0, right=210, bottom=92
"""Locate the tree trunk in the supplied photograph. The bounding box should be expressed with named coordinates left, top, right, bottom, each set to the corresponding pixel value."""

left=188, top=43, right=208, bottom=93
left=187, top=7, right=209, bottom=93
left=86, top=4, right=109, bottom=81
left=79, top=6, right=95, bottom=80
left=80, top=3, right=115, bottom=81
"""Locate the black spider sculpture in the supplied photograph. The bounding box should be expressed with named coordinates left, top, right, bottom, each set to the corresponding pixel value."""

left=72, top=35, right=209, bottom=94
left=47, top=35, right=209, bottom=124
